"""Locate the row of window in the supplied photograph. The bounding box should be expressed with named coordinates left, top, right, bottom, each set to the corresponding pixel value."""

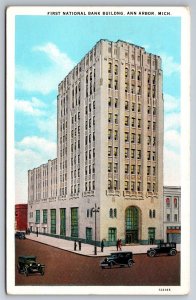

left=165, top=197, right=179, bottom=208
left=108, top=98, right=156, bottom=110
left=166, top=214, right=179, bottom=222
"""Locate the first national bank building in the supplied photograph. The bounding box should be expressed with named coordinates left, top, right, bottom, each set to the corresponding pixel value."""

left=28, top=39, right=164, bottom=245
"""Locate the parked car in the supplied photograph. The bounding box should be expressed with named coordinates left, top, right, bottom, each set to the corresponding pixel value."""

left=100, top=251, right=135, bottom=269
left=147, top=242, right=177, bottom=257
left=15, top=231, right=26, bottom=239
left=17, top=256, right=45, bottom=276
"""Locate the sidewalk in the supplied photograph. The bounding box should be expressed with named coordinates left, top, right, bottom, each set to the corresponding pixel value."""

left=26, top=233, right=181, bottom=257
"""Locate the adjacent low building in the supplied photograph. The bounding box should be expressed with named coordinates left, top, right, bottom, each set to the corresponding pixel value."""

left=15, top=204, right=28, bottom=232
left=28, top=39, right=164, bottom=245
left=163, top=186, right=181, bottom=243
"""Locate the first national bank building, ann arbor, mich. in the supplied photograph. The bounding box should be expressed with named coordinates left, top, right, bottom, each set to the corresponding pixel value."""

left=28, top=39, right=164, bottom=246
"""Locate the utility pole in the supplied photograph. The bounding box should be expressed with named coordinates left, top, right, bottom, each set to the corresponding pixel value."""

left=92, top=203, right=100, bottom=255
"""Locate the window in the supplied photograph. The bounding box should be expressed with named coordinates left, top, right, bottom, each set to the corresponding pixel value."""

left=125, top=181, right=129, bottom=191
left=43, top=209, right=47, bottom=224
left=109, top=208, right=113, bottom=218
left=138, top=119, right=141, bottom=128
left=108, top=180, right=112, bottom=190
left=114, top=163, right=118, bottom=173
left=115, top=98, right=118, bottom=108
left=138, top=134, right=141, bottom=144
left=114, top=147, right=118, bottom=157
left=108, top=97, right=112, bottom=107
left=114, top=80, right=118, bottom=90
left=131, top=69, right=135, bottom=79
left=137, top=165, right=141, bottom=175
left=125, top=132, right=129, bottom=142
left=138, top=103, right=141, bottom=112
left=166, top=197, right=170, bottom=207
left=153, top=166, right=156, bottom=176
left=108, top=62, right=112, bottom=73
left=36, top=210, right=40, bottom=224
left=125, top=101, right=129, bottom=110
left=108, top=146, right=112, bottom=156
left=71, top=208, right=78, bottom=238
left=114, top=180, right=118, bottom=190
left=174, top=197, right=178, bottom=208
left=125, top=148, right=129, bottom=158
left=114, top=208, right=117, bottom=218
left=132, top=103, right=135, bottom=112
left=131, top=181, right=135, bottom=192
left=131, top=149, right=135, bottom=159
left=131, top=165, right=135, bottom=174
left=137, top=182, right=141, bottom=191
left=147, top=151, right=151, bottom=160
left=108, top=129, right=112, bottom=140
left=108, top=113, right=112, bottom=123
left=114, top=114, right=118, bottom=124
left=108, top=79, right=112, bottom=88
left=60, top=208, right=66, bottom=236
left=148, top=121, right=151, bottom=130
left=147, top=166, right=151, bottom=175
left=174, top=214, right=178, bottom=222
left=148, top=136, right=151, bottom=145
left=114, top=130, right=118, bottom=140
left=125, top=116, right=129, bottom=126
left=114, top=65, right=118, bottom=75
left=108, top=162, right=112, bottom=172
left=86, top=227, right=92, bottom=241
left=50, top=209, right=56, bottom=234
left=125, top=68, right=128, bottom=78
left=131, top=118, right=135, bottom=127
left=137, top=150, right=141, bottom=159
left=131, top=133, right=135, bottom=143
left=108, top=228, right=117, bottom=242
left=147, top=182, right=151, bottom=192
left=149, top=209, right=152, bottom=218
left=125, top=164, right=129, bottom=174
left=167, top=214, right=170, bottom=222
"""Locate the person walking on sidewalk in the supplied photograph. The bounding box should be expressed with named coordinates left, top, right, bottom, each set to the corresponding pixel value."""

left=74, top=240, right=77, bottom=251
left=116, top=239, right=120, bottom=251
left=78, top=240, right=81, bottom=251
left=119, top=239, right=122, bottom=251
left=101, top=240, right=104, bottom=252
left=36, top=228, right=38, bottom=237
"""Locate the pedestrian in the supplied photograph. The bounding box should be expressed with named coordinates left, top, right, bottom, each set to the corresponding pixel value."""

left=74, top=240, right=77, bottom=251
left=36, top=228, right=38, bottom=237
left=78, top=240, right=81, bottom=251
left=116, top=239, right=120, bottom=251
left=119, top=239, right=122, bottom=251
left=101, top=239, right=104, bottom=252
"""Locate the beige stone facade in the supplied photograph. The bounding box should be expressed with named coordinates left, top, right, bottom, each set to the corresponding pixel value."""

left=28, top=39, right=164, bottom=245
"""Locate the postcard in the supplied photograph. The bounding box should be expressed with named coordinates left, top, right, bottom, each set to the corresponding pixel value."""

left=6, top=6, right=190, bottom=295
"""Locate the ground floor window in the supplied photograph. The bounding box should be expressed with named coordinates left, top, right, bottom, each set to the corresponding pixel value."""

left=148, top=227, right=156, bottom=244
left=86, top=227, right=92, bottom=241
left=108, top=227, right=117, bottom=242
left=71, top=207, right=78, bottom=238
left=50, top=209, right=56, bottom=234
left=60, top=208, right=66, bottom=236
left=43, top=209, right=47, bottom=224
left=36, top=210, right=40, bottom=224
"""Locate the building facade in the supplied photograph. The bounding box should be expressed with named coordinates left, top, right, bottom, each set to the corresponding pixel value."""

left=15, top=204, right=28, bottom=231
left=28, top=39, right=164, bottom=245
left=163, top=186, right=181, bottom=243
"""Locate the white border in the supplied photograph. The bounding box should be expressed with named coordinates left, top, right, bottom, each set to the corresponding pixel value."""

left=6, top=6, right=190, bottom=295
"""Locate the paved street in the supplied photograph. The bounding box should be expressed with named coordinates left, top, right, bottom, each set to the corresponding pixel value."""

left=15, top=238, right=180, bottom=286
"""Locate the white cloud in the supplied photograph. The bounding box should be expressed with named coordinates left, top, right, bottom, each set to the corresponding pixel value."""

left=161, top=53, right=180, bottom=77
left=15, top=97, right=46, bottom=116
left=16, top=43, right=75, bottom=95
left=164, top=94, right=180, bottom=113
left=164, top=129, right=181, bottom=152
left=164, top=147, right=181, bottom=186
left=164, top=112, right=181, bottom=132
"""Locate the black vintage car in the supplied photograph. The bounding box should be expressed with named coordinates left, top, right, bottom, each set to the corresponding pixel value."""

left=15, top=231, right=26, bottom=239
left=17, top=256, right=45, bottom=276
left=147, top=242, right=177, bottom=257
left=100, top=251, right=135, bottom=269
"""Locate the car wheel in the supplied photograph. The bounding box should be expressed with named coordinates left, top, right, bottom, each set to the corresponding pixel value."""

left=109, top=262, right=113, bottom=268
left=128, top=259, right=133, bottom=267
left=170, top=249, right=177, bottom=256
left=148, top=250, right=156, bottom=257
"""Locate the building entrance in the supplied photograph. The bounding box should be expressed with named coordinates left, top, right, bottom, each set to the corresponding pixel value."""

left=125, top=207, right=140, bottom=244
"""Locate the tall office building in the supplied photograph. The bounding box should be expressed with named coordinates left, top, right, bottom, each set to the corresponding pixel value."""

left=28, top=39, right=164, bottom=245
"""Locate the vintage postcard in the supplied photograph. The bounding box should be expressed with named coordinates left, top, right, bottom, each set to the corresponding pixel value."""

left=6, top=6, right=190, bottom=295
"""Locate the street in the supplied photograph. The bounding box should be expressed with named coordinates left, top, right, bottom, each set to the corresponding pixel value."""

left=15, top=239, right=180, bottom=286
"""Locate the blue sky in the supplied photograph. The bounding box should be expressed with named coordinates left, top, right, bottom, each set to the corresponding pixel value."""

left=14, top=15, right=181, bottom=203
